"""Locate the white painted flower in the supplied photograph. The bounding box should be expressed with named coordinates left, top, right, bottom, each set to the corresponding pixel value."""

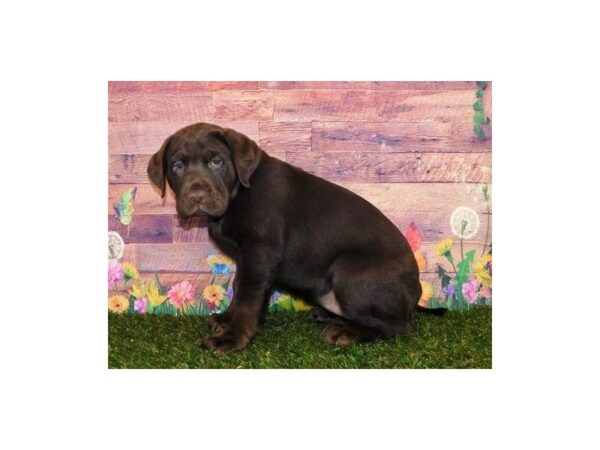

left=108, top=231, right=125, bottom=260
left=450, top=206, right=480, bottom=239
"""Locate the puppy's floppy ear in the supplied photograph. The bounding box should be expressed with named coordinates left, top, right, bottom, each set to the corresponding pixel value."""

left=147, top=136, right=172, bottom=197
left=217, top=128, right=262, bottom=187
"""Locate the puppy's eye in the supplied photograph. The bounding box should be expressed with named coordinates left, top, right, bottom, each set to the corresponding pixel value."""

left=208, top=157, right=224, bottom=169
left=172, top=161, right=184, bottom=171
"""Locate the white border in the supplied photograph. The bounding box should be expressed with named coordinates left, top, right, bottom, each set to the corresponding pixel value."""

left=3, top=1, right=598, bottom=449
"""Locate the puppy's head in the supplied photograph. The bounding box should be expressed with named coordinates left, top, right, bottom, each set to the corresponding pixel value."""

left=147, top=123, right=262, bottom=218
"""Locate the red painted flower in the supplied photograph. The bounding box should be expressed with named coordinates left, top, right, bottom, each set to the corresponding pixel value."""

left=405, top=222, right=422, bottom=252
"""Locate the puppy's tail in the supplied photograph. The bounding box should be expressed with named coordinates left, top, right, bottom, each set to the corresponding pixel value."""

left=416, top=305, right=447, bottom=316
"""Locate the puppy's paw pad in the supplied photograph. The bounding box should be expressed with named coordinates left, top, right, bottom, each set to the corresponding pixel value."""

left=206, top=314, right=230, bottom=334
left=203, top=335, right=244, bottom=355
left=322, top=324, right=358, bottom=346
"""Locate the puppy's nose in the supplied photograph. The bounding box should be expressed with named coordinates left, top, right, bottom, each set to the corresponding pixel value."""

left=187, top=191, right=206, bottom=204
left=189, top=181, right=206, bottom=192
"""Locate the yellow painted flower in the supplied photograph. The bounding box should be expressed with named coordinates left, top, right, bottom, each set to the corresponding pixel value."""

left=419, top=281, right=433, bottom=308
left=207, top=254, right=234, bottom=266
left=129, top=281, right=147, bottom=299
left=108, top=295, right=129, bottom=314
left=122, top=262, right=139, bottom=280
left=436, top=238, right=454, bottom=259
left=147, top=279, right=167, bottom=307
left=474, top=253, right=492, bottom=288
left=414, top=250, right=427, bottom=272
left=203, top=284, right=225, bottom=308
left=292, top=299, right=312, bottom=312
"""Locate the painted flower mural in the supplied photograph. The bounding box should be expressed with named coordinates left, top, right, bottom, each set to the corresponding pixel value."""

left=108, top=185, right=492, bottom=316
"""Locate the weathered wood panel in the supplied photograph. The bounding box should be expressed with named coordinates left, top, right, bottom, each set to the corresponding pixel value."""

left=107, top=81, right=492, bottom=296
left=109, top=154, right=152, bottom=184
left=109, top=93, right=213, bottom=122
left=258, top=122, right=312, bottom=153
left=109, top=121, right=259, bottom=154
left=108, top=82, right=210, bottom=95
left=213, top=90, right=273, bottom=120
left=128, top=215, right=173, bottom=243
left=339, top=182, right=492, bottom=214
left=260, top=81, right=475, bottom=90
left=311, top=122, right=491, bottom=153
left=208, top=81, right=259, bottom=91
left=274, top=90, right=474, bottom=122
left=286, top=152, right=491, bottom=183
left=134, top=243, right=222, bottom=273
left=110, top=151, right=492, bottom=184
left=109, top=182, right=492, bottom=216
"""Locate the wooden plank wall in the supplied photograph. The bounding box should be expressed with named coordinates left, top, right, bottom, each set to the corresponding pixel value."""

left=108, top=81, right=492, bottom=293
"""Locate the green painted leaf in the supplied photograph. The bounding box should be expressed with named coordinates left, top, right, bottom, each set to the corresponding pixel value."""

left=474, top=111, right=485, bottom=124
left=456, top=250, right=476, bottom=284
left=473, top=100, right=484, bottom=111
left=476, top=81, right=488, bottom=89
left=436, top=264, right=447, bottom=278
left=441, top=274, right=451, bottom=289
left=476, top=89, right=484, bottom=98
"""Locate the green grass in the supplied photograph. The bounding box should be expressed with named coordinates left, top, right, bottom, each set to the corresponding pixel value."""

left=108, top=307, right=492, bottom=369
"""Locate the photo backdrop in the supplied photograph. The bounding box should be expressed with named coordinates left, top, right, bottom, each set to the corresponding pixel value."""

left=108, top=81, right=492, bottom=315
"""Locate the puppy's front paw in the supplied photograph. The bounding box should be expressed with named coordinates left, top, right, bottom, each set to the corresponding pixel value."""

left=203, top=334, right=248, bottom=355
left=206, top=313, right=230, bottom=336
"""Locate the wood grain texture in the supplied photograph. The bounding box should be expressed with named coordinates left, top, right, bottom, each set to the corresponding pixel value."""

left=274, top=90, right=474, bottom=122
left=134, top=243, right=222, bottom=273
left=213, top=90, right=273, bottom=120
left=311, top=122, right=491, bottom=153
left=109, top=82, right=210, bottom=94
left=128, top=215, right=173, bottom=243
left=286, top=152, right=491, bottom=183
left=259, top=122, right=312, bottom=153
left=109, top=121, right=259, bottom=154
left=260, top=81, right=476, bottom=90
left=109, top=154, right=151, bottom=184
left=208, top=81, right=259, bottom=91
left=109, top=93, right=212, bottom=122
left=109, top=182, right=492, bottom=216
left=338, top=182, right=492, bottom=215
left=108, top=81, right=492, bottom=285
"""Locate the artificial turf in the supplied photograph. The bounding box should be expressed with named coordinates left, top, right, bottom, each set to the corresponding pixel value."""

left=108, top=307, right=492, bottom=369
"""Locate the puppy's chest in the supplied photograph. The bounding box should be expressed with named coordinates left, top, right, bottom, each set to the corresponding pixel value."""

left=208, top=219, right=242, bottom=259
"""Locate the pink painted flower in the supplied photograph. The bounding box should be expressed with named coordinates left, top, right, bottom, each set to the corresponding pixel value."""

left=462, top=278, right=479, bottom=304
left=108, top=260, right=123, bottom=287
left=479, top=286, right=491, bottom=299
left=134, top=297, right=148, bottom=314
left=405, top=222, right=422, bottom=252
left=167, top=280, right=196, bottom=310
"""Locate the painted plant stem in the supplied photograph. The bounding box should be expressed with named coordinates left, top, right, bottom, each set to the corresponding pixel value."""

left=481, top=184, right=491, bottom=257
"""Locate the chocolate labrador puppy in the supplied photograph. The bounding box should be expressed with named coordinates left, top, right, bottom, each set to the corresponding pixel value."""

left=148, top=122, right=431, bottom=354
